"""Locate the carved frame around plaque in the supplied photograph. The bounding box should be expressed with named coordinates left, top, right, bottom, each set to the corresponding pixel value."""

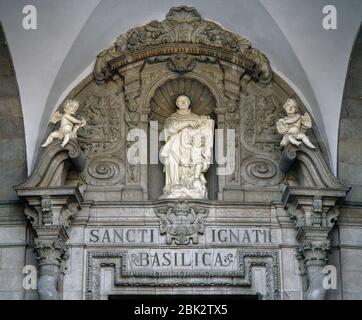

left=85, top=250, right=280, bottom=300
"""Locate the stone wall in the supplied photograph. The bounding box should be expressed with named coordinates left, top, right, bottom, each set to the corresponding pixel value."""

left=333, top=25, right=362, bottom=300
left=0, top=23, right=30, bottom=299
left=338, top=26, right=362, bottom=203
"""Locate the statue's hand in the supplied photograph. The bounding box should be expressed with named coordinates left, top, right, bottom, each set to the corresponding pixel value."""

left=200, top=115, right=208, bottom=121
left=188, top=121, right=199, bottom=129
left=199, top=115, right=209, bottom=126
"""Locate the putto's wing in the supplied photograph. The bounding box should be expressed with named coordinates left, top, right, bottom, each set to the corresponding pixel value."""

left=301, top=112, right=312, bottom=129
left=49, top=111, right=63, bottom=124
left=276, top=119, right=288, bottom=134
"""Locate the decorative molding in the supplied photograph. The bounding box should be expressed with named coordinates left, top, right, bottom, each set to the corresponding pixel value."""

left=94, top=6, right=272, bottom=84
left=280, top=145, right=349, bottom=190
left=147, top=54, right=217, bottom=74
left=85, top=250, right=280, bottom=300
left=16, top=140, right=85, bottom=189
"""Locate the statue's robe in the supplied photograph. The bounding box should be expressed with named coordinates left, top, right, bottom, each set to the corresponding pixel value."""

left=160, top=109, right=213, bottom=199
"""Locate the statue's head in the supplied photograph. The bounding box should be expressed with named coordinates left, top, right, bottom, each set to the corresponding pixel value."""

left=63, top=99, right=80, bottom=114
left=176, top=95, right=191, bottom=111
left=283, top=98, right=298, bottom=115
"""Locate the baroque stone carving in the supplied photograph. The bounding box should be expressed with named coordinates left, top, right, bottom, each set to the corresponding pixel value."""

left=83, top=157, right=125, bottom=186
left=276, top=98, right=315, bottom=149
left=283, top=176, right=348, bottom=299
left=242, top=93, right=284, bottom=158
left=42, top=100, right=86, bottom=148
left=155, top=201, right=209, bottom=244
left=22, top=196, right=80, bottom=300
left=85, top=250, right=280, bottom=300
left=150, top=78, right=216, bottom=123
left=34, top=237, right=69, bottom=266
left=147, top=54, right=217, bottom=74
left=94, top=6, right=272, bottom=85
left=16, top=139, right=84, bottom=300
left=241, top=157, right=284, bottom=187
left=224, top=94, right=240, bottom=129
left=280, top=140, right=349, bottom=299
left=160, top=95, right=214, bottom=199
left=75, top=81, right=126, bottom=187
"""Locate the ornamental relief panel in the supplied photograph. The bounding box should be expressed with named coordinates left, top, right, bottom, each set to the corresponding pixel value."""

left=240, top=80, right=316, bottom=161
left=73, top=79, right=126, bottom=187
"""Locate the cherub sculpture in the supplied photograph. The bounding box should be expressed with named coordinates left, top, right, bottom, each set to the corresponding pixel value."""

left=41, top=99, right=86, bottom=148
left=276, top=98, right=315, bottom=149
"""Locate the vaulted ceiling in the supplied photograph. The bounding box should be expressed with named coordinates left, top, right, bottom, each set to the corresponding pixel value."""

left=0, top=0, right=361, bottom=174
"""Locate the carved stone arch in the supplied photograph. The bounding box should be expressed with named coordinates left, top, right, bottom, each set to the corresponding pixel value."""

left=150, top=78, right=216, bottom=120
left=94, top=6, right=272, bottom=86
left=141, top=72, right=223, bottom=123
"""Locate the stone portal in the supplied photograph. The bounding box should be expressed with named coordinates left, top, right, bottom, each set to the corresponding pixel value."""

left=15, top=6, right=348, bottom=300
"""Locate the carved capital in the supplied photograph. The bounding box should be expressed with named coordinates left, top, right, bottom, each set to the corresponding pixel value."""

left=297, top=239, right=330, bottom=267
left=294, top=227, right=332, bottom=300
left=22, top=190, right=81, bottom=229
left=16, top=187, right=82, bottom=300
left=283, top=187, right=344, bottom=229
left=283, top=185, right=346, bottom=300
left=34, top=236, right=69, bottom=267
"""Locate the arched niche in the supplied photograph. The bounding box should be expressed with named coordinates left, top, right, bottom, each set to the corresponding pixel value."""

left=145, top=76, right=219, bottom=200
left=37, top=6, right=331, bottom=202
